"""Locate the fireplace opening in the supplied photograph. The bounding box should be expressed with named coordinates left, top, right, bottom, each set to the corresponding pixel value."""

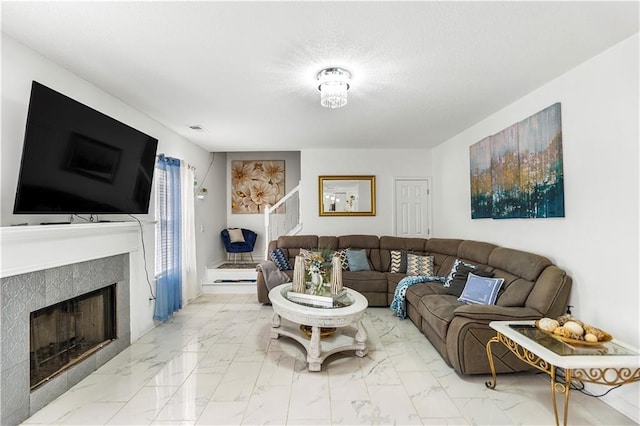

left=29, top=284, right=117, bottom=390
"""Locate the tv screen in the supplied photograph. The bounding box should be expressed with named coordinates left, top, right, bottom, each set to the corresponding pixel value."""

left=14, top=81, right=158, bottom=215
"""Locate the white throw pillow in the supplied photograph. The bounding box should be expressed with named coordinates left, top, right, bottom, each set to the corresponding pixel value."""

left=228, top=228, right=245, bottom=243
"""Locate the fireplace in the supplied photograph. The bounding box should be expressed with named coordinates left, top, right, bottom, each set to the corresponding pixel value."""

left=30, top=284, right=117, bottom=390
left=1, top=251, right=131, bottom=426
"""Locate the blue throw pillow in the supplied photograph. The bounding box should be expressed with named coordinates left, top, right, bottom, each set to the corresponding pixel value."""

left=346, top=248, right=371, bottom=272
left=458, top=273, right=504, bottom=305
left=269, top=248, right=292, bottom=271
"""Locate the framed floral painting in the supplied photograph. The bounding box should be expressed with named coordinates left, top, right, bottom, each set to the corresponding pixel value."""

left=231, top=160, right=285, bottom=214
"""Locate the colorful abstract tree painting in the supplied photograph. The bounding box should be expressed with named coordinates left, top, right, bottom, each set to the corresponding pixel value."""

left=470, top=136, right=492, bottom=219
left=470, top=103, right=564, bottom=219
left=231, top=160, right=285, bottom=214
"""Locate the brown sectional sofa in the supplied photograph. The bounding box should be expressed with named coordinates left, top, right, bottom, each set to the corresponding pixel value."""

left=257, top=234, right=572, bottom=375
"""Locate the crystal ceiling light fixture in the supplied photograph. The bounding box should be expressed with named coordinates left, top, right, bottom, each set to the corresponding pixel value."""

left=317, top=67, right=351, bottom=109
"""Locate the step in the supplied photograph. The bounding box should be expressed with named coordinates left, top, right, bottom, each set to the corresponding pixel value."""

left=203, top=263, right=258, bottom=294
left=202, top=281, right=255, bottom=294
left=207, top=268, right=257, bottom=281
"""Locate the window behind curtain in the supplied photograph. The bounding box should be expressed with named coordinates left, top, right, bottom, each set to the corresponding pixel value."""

left=154, top=165, right=165, bottom=276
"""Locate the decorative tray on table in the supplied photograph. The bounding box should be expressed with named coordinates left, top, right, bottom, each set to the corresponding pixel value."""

left=535, top=319, right=613, bottom=346
left=286, top=287, right=347, bottom=308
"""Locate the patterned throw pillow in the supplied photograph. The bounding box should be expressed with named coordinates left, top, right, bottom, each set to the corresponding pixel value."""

left=406, top=253, right=434, bottom=276
left=269, top=248, right=292, bottom=271
left=390, top=250, right=407, bottom=273
left=332, top=249, right=349, bottom=270
left=444, top=259, right=478, bottom=287
left=446, top=266, right=494, bottom=297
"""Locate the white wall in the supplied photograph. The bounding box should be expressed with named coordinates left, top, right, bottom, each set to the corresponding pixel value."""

left=225, top=151, right=301, bottom=260
left=197, top=152, right=228, bottom=270
left=432, top=34, right=639, bottom=421
left=1, top=35, right=223, bottom=340
left=300, top=149, right=433, bottom=236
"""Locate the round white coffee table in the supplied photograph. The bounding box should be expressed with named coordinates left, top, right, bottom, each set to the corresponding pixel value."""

left=268, top=283, right=369, bottom=372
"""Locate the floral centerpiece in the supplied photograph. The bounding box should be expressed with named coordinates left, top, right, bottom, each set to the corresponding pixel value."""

left=305, top=250, right=332, bottom=295
left=291, top=248, right=343, bottom=297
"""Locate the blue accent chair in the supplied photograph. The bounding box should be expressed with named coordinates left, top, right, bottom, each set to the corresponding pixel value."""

left=221, top=228, right=257, bottom=263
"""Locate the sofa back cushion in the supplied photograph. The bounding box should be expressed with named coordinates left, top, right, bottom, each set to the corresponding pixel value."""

left=487, top=247, right=553, bottom=308
left=496, top=278, right=535, bottom=307
left=489, top=247, right=551, bottom=281
left=457, top=240, right=497, bottom=265
left=277, top=235, right=318, bottom=250
left=425, top=238, right=462, bottom=256
left=379, top=236, right=428, bottom=272
left=525, top=265, right=571, bottom=317
left=275, top=235, right=319, bottom=267
left=337, top=235, right=382, bottom=271
left=488, top=247, right=551, bottom=282
left=337, top=234, right=380, bottom=249
left=318, top=236, right=339, bottom=250
left=425, top=239, right=463, bottom=276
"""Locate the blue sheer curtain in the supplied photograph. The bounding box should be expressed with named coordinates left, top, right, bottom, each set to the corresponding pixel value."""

left=154, top=154, right=182, bottom=321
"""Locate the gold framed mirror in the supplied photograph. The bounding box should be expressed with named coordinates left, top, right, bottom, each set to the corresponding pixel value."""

left=318, top=175, right=376, bottom=216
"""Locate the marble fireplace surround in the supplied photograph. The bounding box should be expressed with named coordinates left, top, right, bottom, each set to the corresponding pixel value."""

left=0, top=223, right=140, bottom=425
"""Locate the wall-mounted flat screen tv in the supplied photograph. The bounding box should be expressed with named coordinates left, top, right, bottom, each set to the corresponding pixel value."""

left=14, top=81, right=158, bottom=215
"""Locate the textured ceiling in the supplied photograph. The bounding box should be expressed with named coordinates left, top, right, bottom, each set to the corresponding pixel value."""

left=2, top=1, right=638, bottom=152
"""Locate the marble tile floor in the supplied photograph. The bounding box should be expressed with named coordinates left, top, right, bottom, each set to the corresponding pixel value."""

left=22, top=293, right=636, bottom=425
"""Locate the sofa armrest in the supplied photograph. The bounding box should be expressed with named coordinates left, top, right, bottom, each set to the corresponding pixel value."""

left=446, top=305, right=543, bottom=375
left=453, top=304, right=542, bottom=321
left=256, top=272, right=270, bottom=304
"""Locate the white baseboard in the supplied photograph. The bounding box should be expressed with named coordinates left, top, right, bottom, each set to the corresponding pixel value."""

left=202, top=282, right=254, bottom=294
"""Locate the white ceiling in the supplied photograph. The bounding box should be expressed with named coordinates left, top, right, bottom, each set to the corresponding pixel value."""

left=2, top=1, right=638, bottom=152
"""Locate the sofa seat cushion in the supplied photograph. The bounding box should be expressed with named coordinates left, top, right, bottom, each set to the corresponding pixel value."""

left=385, top=272, right=406, bottom=294
left=342, top=270, right=388, bottom=293
left=406, top=281, right=449, bottom=306
left=417, top=294, right=464, bottom=342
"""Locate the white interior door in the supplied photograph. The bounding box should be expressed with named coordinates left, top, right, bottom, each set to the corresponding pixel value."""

left=394, top=177, right=432, bottom=238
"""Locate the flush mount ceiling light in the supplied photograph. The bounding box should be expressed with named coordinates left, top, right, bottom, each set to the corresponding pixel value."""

left=317, top=67, right=351, bottom=109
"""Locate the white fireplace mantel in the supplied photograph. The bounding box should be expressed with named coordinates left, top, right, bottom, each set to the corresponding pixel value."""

left=1, top=222, right=141, bottom=278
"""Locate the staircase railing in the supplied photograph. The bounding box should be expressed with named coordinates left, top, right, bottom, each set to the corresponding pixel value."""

left=264, top=181, right=302, bottom=258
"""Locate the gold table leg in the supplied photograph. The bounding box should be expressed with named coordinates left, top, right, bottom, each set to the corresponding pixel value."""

left=485, top=336, right=499, bottom=389
left=485, top=332, right=561, bottom=425
left=486, top=331, right=640, bottom=426
left=550, top=366, right=570, bottom=426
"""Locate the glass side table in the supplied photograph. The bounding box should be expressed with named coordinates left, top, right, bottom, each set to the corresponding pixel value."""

left=486, top=320, right=640, bottom=426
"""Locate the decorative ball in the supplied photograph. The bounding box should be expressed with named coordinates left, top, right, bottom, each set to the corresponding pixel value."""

left=584, top=333, right=598, bottom=343
left=563, top=321, right=584, bottom=337
left=538, top=317, right=559, bottom=333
